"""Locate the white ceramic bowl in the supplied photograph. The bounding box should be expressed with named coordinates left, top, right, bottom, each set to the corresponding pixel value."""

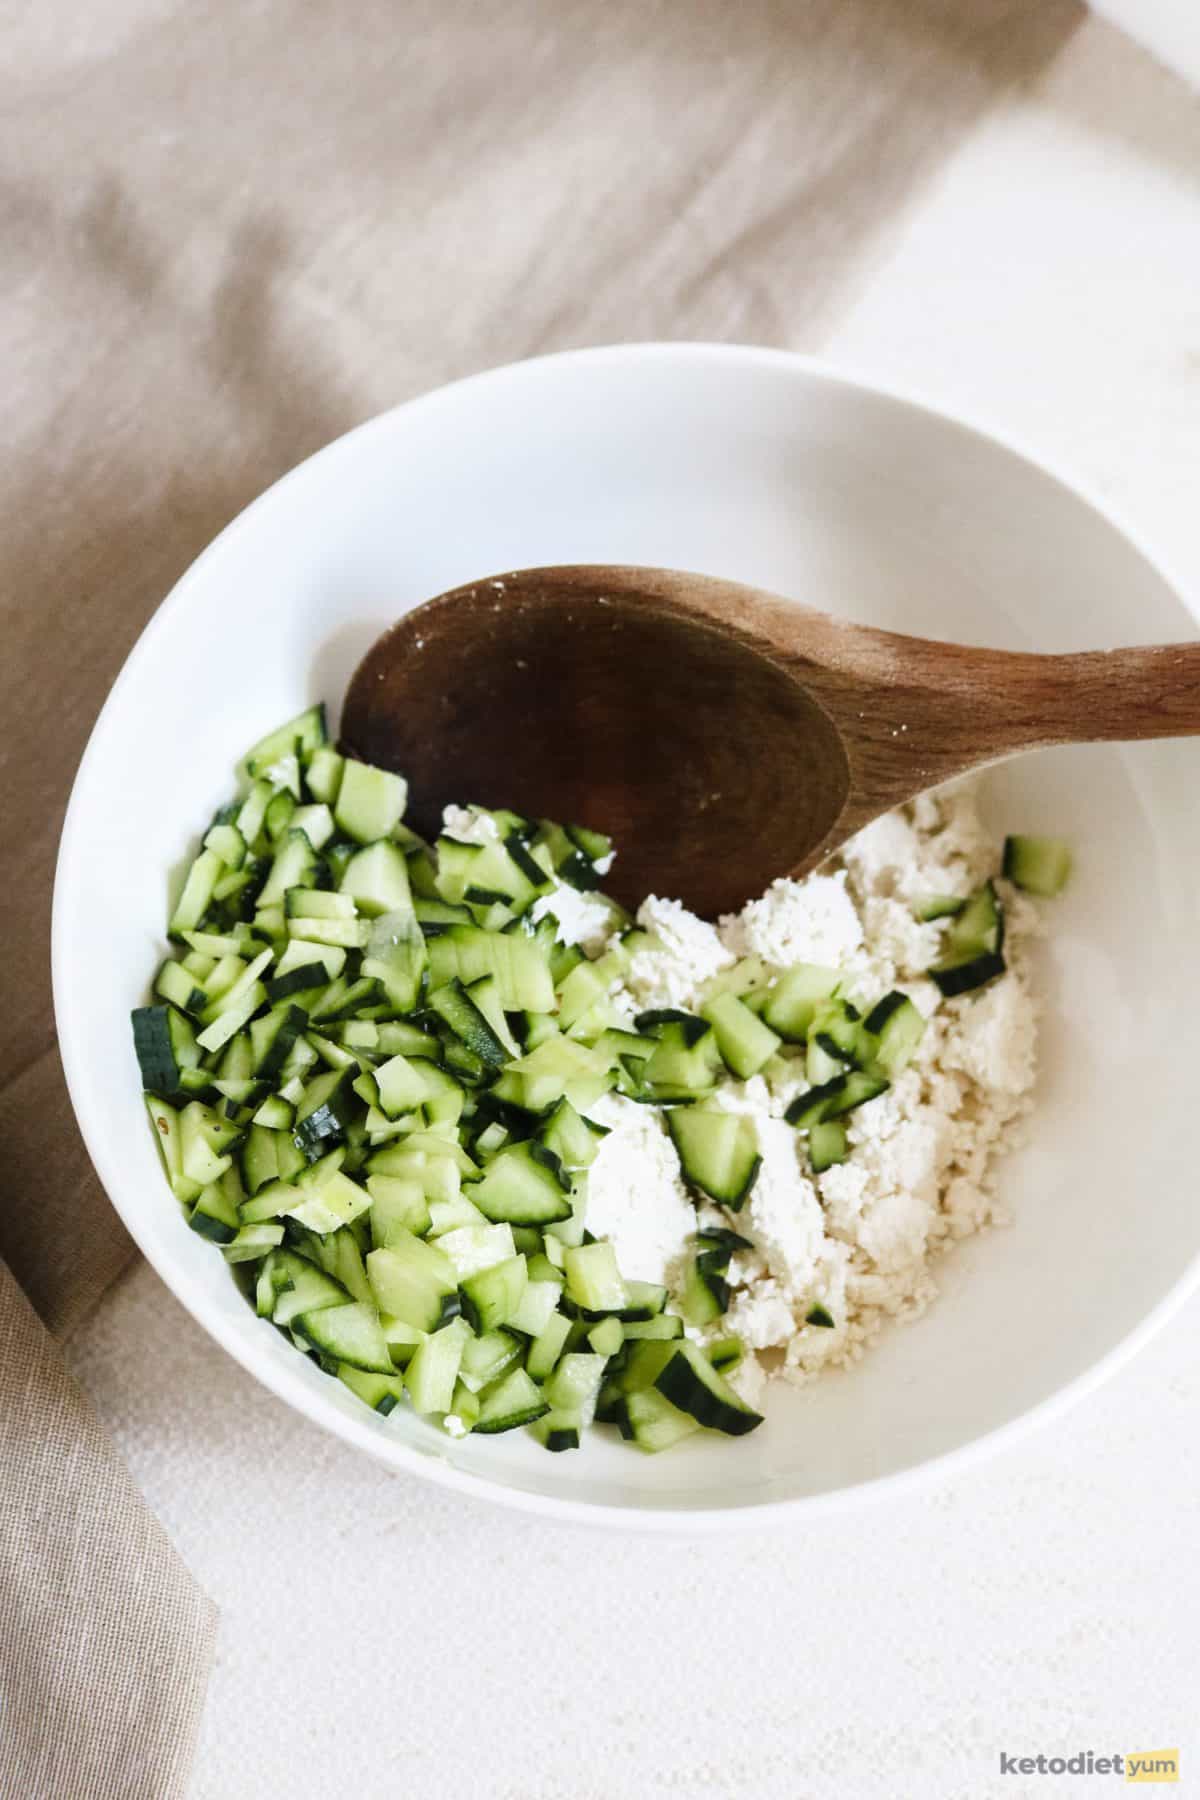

left=55, top=344, right=1200, bottom=1527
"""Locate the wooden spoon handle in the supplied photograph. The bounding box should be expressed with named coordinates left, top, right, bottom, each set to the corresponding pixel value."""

left=606, top=567, right=1200, bottom=819
left=776, top=631, right=1200, bottom=832
left=981, top=642, right=1200, bottom=746
left=613, top=567, right=1200, bottom=738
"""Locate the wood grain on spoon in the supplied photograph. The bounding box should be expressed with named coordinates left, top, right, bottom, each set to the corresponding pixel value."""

left=340, top=565, right=1200, bottom=918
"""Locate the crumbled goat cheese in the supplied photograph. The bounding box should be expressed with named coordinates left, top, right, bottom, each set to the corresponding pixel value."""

left=618, top=896, right=733, bottom=1010
left=530, top=884, right=614, bottom=954
left=440, top=804, right=500, bottom=845
left=583, top=781, right=1039, bottom=1388
left=720, top=871, right=863, bottom=968
left=584, top=1093, right=696, bottom=1286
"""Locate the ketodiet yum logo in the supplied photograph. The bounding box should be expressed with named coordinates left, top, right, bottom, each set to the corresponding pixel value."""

left=998, top=1749, right=1179, bottom=1782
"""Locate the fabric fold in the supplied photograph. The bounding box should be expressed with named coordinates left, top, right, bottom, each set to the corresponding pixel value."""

left=0, top=1259, right=217, bottom=1800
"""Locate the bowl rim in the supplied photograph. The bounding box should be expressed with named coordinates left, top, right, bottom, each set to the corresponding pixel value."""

left=52, top=340, right=1200, bottom=1530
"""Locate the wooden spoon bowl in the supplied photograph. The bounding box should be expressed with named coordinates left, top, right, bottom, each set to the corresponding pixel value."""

left=341, top=565, right=1200, bottom=917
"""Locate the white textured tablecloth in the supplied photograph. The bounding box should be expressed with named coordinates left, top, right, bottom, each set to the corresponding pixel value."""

left=60, top=10, right=1200, bottom=1797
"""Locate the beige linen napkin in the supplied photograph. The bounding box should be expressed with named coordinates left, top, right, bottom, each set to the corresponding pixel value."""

left=1, top=0, right=1082, bottom=1791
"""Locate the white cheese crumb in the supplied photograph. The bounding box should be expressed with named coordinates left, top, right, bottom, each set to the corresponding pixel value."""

left=584, top=1093, right=696, bottom=1286
left=530, top=883, right=614, bottom=954
left=443, top=1415, right=468, bottom=1439
left=720, top=871, right=862, bottom=968
left=941, top=976, right=1038, bottom=1096
left=440, top=803, right=500, bottom=845
left=618, top=896, right=733, bottom=1009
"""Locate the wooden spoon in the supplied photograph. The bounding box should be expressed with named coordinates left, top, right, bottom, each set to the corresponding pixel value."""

left=340, top=564, right=1200, bottom=918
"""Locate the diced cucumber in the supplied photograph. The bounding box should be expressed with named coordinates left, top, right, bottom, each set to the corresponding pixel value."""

left=289, top=804, right=334, bottom=850
left=667, top=1107, right=761, bottom=1209
left=379, top=1315, right=424, bottom=1364
left=414, top=896, right=473, bottom=935
left=653, top=1341, right=763, bottom=1436
left=334, top=759, right=408, bottom=844
left=464, top=975, right=520, bottom=1057
left=367, top=1175, right=433, bottom=1244
left=361, top=909, right=428, bottom=1014
left=806, top=1033, right=847, bottom=1086
left=179, top=1101, right=239, bottom=1187
left=913, top=893, right=966, bottom=922
left=368, top=1052, right=425, bottom=1119
left=700, top=990, right=782, bottom=1079
left=622, top=1387, right=701, bottom=1454
left=643, top=1020, right=723, bottom=1094
left=784, top=1070, right=889, bottom=1130
left=256, top=828, right=323, bottom=909
left=809, top=1120, right=849, bottom=1173
left=473, top=1366, right=548, bottom=1434
left=707, top=1335, right=745, bottom=1373
left=538, top=1097, right=605, bottom=1170
left=507, top=1279, right=562, bottom=1339
left=526, top=1309, right=573, bottom=1380
left=563, top=1241, right=627, bottom=1314
left=265, top=787, right=298, bottom=837
left=495, top=1035, right=612, bottom=1113
left=1002, top=834, right=1072, bottom=897
left=239, top=1124, right=280, bottom=1195
left=293, top=1068, right=356, bottom=1161
left=375, top=1020, right=441, bottom=1060
left=586, top=1316, right=623, bottom=1359
left=367, top=1236, right=456, bottom=1332
left=250, top=1002, right=309, bottom=1081
left=337, top=1364, right=406, bottom=1416
left=153, top=959, right=208, bottom=1016
left=285, top=1170, right=372, bottom=1235
left=427, top=977, right=509, bottom=1068
left=286, top=890, right=357, bottom=923
left=459, top=1254, right=528, bottom=1333
left=270, top=1250, right=350, bottom=1327
left=457, top=1328, right=523, bottom=1393
left=131, top=1005, right=201, bottom=1098
left=931, top=880, right=1006, bottom=997
left=546, top=1352, right=606, bottom=1425
left=189, top=1179, right=241, bottom=1244
left=622, top=1313, right=685, bottom=1343
left=862, top=991, right=926, bottom=1075
left=221, top=1221, right=285, bottom=1263
left=168, top=848, right=224, bottom=938
left=428, top=926, right=553, bottom=1012
left=529, top=1411, right=582, bottom=1452
left=405, top=1318, right=470, bottom=1415
left=470, top=1142, right=573, bottom=1225
left=195, top=980, right=267, bottom=1054
left=240, top=705, right=328, bottom=781
left=236, top=780, right=273, bottom=846
left=295, top=1301, right=393, bottom=1374
left=264, top=960, right=333, bottom=1004
left=760, top=963, right=841, bottom=1040
left=435, top=1223, right=517, bottom=1280
left=339, top=839, right=413, bottom=917
left=305, top=745, right=345, bottom=806
left=287, top=913, right=370, bottom=951
left=253, top=1094, right=293, bottom=1130
left=681, top=1256, right=725, bottom=1327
